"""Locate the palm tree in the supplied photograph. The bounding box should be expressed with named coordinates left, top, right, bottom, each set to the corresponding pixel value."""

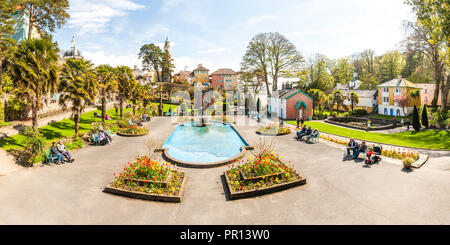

left=59, top=58, right=98, bottom=136
left=333, top=90, right=345, bottom=116
left=116, top=66, right=137, bottom=119
left=349, top=91, right=359, bottom=112
left=141, top=84, right=154, bottom=111
left=130, top=83, right=144, bottom=116
left=308, top=89, right=324, bottom=116
left=10, top=38, right=59, bottom=128
left=96, top=64, right=118, bottom=123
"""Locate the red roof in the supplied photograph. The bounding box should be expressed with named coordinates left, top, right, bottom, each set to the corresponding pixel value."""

left=212, top=68, right=236, bottom=75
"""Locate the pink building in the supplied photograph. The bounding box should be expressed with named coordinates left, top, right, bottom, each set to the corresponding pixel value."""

left=211, top=69, right=238, bottom=91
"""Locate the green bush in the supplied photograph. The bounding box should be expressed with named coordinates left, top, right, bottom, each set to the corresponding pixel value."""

left=341, top=112, right=350, bottom=118
left=21, top=126, right=47, bottom=166
left=351, top=109, right=368, bottom=116
left=402, top=157, right=414, bottom=169
left=66, top=137, right=84, bottom=150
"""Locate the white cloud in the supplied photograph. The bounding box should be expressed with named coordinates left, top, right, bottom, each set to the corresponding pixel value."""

left=198, top=48, right=226, bottom=54
left=245, top=15, right=277, bottom=25
left=161, top=0, right=184, bottom=12
left=134, top=24, right=170, bottom=44
left=83, top=50, right=140, bottom=68
left=68, top=0, right=145, bottom=34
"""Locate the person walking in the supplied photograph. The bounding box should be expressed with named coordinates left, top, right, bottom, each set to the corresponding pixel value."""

left=296, top=115, right=300, bottom=129
left=114, top=105, right=118, bottom=115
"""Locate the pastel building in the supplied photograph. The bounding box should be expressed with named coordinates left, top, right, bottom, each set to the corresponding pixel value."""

left=175, top=70, right=193, bottom=84
left=269, top=90, right=314, bottom=120
left=191, top=64, right=209, bottom=85
left=377, top=76, right=421, bottom=116
left=335, top=75, right=377, bottom=113
left=416, top=83, right=450, bottom=106
left=211, top=69, right=238, bottom=91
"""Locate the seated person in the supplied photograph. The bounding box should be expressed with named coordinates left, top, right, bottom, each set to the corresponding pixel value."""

left=57, top=139, right=74, bottom=162
left=306, top=129, right=319, bottom=142
left=141, top=114, right=150, bottom=121
left=346, top=139, right=359, bottom=156
left=132, top=118, right=143, bottom=126
left=296, top=125, right=307, bottom=140
left=51, top=142, right=63, bottom=164
left=98, top=130, right=109, bottom=145
left=300, top=126, right=312, bottom=140
left=93, top=111, right=101, bottom=118
left=353, top=141, right=367, bottom=159
left=105, top=114, right=111, bottom=120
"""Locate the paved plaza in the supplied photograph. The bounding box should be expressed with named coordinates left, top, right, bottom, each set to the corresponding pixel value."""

left=0, top=116, right=449, bottom=225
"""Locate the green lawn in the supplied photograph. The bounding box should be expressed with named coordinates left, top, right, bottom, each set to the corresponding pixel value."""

left=0, top=108, right=130, bottom=152
left=287, top=121, right=450, bottom=150
left=368, top=114, right=408, bottom=122
left=0, top=122, right=12, bottom=127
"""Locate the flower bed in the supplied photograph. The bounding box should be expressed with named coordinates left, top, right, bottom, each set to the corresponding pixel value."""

left=320, top=134, right=420, bottom=162
left=256, top=125, right=291, bottom=136
left=224, top=153, right=306, bottom=200
left=117, top=125, right=149, bottom=136
left=104, top=156, right=186, bottom=202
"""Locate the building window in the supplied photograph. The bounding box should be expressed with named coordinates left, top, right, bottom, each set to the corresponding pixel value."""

left=395, top=87, right=400, bottom=93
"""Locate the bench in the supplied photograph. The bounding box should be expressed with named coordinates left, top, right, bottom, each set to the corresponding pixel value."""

left=45, top=149, right=59, bottom=164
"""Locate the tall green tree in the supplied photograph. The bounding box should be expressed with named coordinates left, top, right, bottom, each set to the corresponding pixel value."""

left=332, top=90, right=345, bottom=115
left=96, top=64, right=118, bottom=123
left=59, top=58, right=97, bottom=136
left=10, top=37, right=59, bottom=128
left=116, top=65, right=137, bottom=119
left=12, top=0, right=70, bottom=39
left=308, top=89, right=324, bottom=116
left=130, top=83, right=143, bottom=116
left=138, top=44, right=163, bottom=82
left=333, top=57, right=354, bottom=85
left=307, top=54, right=335, bottom=93
left=349, top=91, right=359, bottom=111
left=379, top=50, right=406, bottom=82
left=422, top=104, right=429, bottom=128
left=412, top=105, right=421, bottom=131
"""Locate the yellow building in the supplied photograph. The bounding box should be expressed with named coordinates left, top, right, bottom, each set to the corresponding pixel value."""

left=191, top=64, right=209, bottom=84
left=377, top=76, right=421, bottom=116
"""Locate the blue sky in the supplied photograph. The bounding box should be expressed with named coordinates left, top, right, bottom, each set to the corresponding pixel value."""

left=54, top=0, right=416, bottom=73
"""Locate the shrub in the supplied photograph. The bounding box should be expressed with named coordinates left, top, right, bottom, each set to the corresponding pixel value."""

left=421, top=105, right=429, bottom=128
left=21, top=126, right=47, bottom=166
left=341, top=112, right=350, bottom=118
left=402, top=157, right=414, bottom=169
left=412, top=105, right=421, bottom=131
left=351, top=109, right=368, bottom=116
left=66, top=137, right=84, bottom=150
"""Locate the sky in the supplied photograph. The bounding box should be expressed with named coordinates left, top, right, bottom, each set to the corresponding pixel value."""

left=53, top=0, right=417, bottom=73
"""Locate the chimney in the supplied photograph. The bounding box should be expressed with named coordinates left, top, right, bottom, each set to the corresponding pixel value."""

left=398, top=75, right=402, bottom=81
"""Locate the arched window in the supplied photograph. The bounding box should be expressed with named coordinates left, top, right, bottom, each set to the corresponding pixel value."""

left=390, top=109, right=394, bottom=116
left=396, top=109, right=400, bottom=117
left=384, top=108, right=388, bottom=115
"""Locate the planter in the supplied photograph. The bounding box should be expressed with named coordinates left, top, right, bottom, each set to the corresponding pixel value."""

left=116, top=131, right=149, bottom=137
left=104, top=174, right=187, bottom=203
left=224, top=172, right=306, bottom=200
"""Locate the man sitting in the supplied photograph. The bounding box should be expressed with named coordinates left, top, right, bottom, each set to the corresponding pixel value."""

left=346, top=139, right=359, bottom=156
left=296, top=125, right=307, bottom=140
left=353, top=141, right=367, bottom=159
left=300, top=126, right=312, bottom=141
left=51, top=142, right=63, bottom=164
left=141, top=114, right=150, bottom=121
left=306, top=128, right=319, bottom=143
left=93, top=111, right=101, bottom=118
left=57, top=139, right=74, bottom=163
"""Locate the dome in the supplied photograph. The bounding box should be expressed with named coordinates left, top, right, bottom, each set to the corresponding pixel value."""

left=63, top=49, right=82, bottom=58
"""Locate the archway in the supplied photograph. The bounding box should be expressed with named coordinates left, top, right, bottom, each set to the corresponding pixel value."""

left=295, top=101, right=307, bottom=120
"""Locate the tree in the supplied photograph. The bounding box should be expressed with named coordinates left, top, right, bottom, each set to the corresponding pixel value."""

left=138, top=44, right=163, bottom=83
left=412, top=105, right=421, bottom=131
left=307, top=54, right=335, bottom=93
left=266, top=32, right=304, bottom=92
left=116, top=66, right=137, bottom=119
left=332, top=90, right=345, bottom=116
left=308, top=89, right=323, bottom=116
left=10, top=37, right=59, bottom=128
left=13, top=0, right=70, bottom=39
left=333, top=57, right=354, bottom=85
left=349, top=91, right=359, bottom=111
left=403, top=21, right=447, bottom=109
left=130, top=83, right=144, bottom=116
left=241, top=33, right=271, bottom=96
left=141, top=84, right=154, bottom=111
left=59, top=58, right=98, bottom=136
left=422, top=104, right=429, bottom=128
left=256, top=98, right=260, bottom=114
left=95, top=64, right=118, bottom=123
left=0, top=0, right=16, bottom=126
left=325, top=94, right=334, bottom=116
left=379, top=50, right=406, bottom=82
left=394, top=94, right=409, bottom=116
left=406, top=0, right=449, bottom=112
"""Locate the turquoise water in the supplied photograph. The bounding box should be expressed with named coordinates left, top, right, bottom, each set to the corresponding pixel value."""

left=162, top=122, right=248, bottom=163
